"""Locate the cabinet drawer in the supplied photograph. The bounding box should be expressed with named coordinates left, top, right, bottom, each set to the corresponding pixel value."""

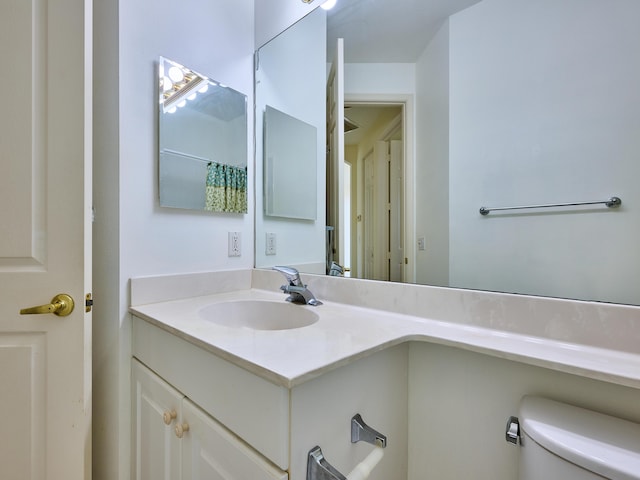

left=132, top=316, right=290, bottom=469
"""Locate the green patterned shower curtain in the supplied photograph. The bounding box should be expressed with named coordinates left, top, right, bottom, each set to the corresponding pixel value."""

left=205, top=162, right=248, bottom=213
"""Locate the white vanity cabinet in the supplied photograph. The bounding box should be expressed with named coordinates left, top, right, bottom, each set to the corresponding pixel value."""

left=132, top=359, right=287, bottom=480
left=180, top=398, right=287, bottom=480
left=132, top=315, right=408, bottom=480
left=132, top=360, right=183, bottom=480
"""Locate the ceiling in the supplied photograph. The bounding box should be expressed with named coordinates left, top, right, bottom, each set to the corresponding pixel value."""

left=326, top=0, right=482, bottom=63
left=327, top=0, right=482, bottom=145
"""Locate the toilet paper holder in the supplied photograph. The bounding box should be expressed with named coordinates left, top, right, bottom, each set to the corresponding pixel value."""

left=351, top=413, right=387, bottom=448
left=307, top=414, right=387, bottom=480
left=307, top=446, right=347, bottom=480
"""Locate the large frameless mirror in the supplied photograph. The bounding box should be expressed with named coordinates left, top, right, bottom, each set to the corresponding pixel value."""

left=254, top=0, right=640, bottom=306
left=254, top=9, right=327, bottom=273
left=158, top=56, right=248, bottom=213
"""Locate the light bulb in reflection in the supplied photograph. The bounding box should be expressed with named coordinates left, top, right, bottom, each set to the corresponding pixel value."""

left=321, top=0, right=336, bottom=10
left=162, top=76, right=173, bottom=92
left=177, top=100, right=187, bottom=108
left=187, top=92, right=197, bottom=101
left=167, top=106, right=177, bottom=114
left=168, top=66, right=184, bottom=83
left=198, top=84, right=209, bottom=94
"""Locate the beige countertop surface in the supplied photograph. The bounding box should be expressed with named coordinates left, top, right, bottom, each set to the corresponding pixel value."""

left=130, top=284, right=640, bottom=389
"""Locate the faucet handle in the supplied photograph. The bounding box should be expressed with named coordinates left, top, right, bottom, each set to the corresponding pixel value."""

left=273, top=266, right=302, bottom=286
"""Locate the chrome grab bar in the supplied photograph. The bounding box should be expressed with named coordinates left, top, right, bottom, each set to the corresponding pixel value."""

left=480, top=196, right=621, bottom=215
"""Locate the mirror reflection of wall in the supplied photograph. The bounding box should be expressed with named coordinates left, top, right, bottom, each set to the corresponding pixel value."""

left=255, top=9, right=327, bottom=273
left=254, top=0, right=640, bottom=306
left=159, top=57, right=248, bottom=213
left=426, top=0, right=639, bottom=305
left=264, top=105, right=318, bottom=220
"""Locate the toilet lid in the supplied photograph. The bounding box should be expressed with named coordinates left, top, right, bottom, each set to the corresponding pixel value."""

left=519, top=396, right=640, bottom=480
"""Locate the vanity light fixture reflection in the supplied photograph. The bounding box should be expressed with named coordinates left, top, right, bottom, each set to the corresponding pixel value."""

left=321, top=0, right=337, bottom=10
left=159, top=58, right=213, bottom=113
left=301, top=0, right=337, bottom=9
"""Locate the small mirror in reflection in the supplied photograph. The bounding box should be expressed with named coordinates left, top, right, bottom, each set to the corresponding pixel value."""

left=264, top=105, right=318, bottom=220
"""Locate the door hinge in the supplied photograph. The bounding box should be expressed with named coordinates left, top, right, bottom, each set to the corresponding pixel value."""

left=85, top=293, right=93, bottom=312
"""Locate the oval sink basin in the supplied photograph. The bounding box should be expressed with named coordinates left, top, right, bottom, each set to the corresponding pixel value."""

left=198, top=300, right=319, bottom=331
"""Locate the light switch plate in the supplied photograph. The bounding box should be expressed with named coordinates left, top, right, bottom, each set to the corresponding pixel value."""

left=266, top=232, right=277, bottom=255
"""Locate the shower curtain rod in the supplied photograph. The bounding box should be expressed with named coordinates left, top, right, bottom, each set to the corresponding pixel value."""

left=161, top=148, right=210, bottom=164
left=479, top=196, right=621, bottom=215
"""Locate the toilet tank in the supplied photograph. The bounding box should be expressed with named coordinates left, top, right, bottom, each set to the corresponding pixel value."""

left=518, top=396, right=640, bottom=480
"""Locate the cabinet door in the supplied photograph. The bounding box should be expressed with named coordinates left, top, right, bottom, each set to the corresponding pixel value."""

left=181, top=398, right=288, bottom=480
left=132, top=360, right=184, bottom=480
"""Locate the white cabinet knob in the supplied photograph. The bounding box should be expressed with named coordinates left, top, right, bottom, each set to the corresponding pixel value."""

left=175, top=422, right=190, bottom=438
left=163, top=409, right=177, bottom=425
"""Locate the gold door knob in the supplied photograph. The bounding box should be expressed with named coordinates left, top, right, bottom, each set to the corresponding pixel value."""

left=20, top=294, right=75, bottom=317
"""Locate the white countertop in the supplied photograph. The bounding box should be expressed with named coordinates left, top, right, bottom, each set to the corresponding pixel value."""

left=130, top=286, right=640, bottom=390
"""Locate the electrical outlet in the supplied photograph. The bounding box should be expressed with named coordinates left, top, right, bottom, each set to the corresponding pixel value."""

left=417, top=237, right=426, bottom=251
left=265, top=232, right=277, bottom=255
left=228, top=232, right=241, bottom=257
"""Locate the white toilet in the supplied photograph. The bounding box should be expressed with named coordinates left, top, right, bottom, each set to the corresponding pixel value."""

left=518, top=396, right=640, bottom=479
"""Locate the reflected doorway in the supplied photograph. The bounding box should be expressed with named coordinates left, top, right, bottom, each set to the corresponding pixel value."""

left=343, top=103, right=405, bottom=281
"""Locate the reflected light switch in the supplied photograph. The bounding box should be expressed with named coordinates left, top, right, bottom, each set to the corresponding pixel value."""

left=266, top=233, right=277, bottom=255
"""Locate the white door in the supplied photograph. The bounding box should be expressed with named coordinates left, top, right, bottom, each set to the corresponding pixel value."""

left=372, top=141, right=389, bottom=281
left=362, top=141, right=391, bottom=281
left=389, top=140, right=404, bottom=282
left=0, top=0, right=92, bottom=478
left=326, top=38, right=345, bottom=267
left=363, top=151, right=375, bottom=278
left=362, top=140, right=404, bottom=282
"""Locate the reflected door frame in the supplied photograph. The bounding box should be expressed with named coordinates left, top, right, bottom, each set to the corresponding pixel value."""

left=345, top=94, right=415, bottom=283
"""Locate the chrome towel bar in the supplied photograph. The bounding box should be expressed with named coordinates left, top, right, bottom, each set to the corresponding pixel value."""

left=479, top=196, right=621, bottom=215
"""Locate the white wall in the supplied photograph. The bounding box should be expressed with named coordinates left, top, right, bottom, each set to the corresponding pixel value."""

left=119, top=1, right=255, bottom=277
left=414, top=22, right=450, bottom=286
left=408, top=343, right=640, bottom=479
left=448, top=0, right=640, bottom=304
left=93, top=0, right=254, bottom=478
left=344, top=63, right=415, bottom=96
left=255, top=8, right=327, bottom=273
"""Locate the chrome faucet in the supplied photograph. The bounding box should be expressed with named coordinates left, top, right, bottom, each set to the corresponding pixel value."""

left=273, top=266, right=322, bottom=306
